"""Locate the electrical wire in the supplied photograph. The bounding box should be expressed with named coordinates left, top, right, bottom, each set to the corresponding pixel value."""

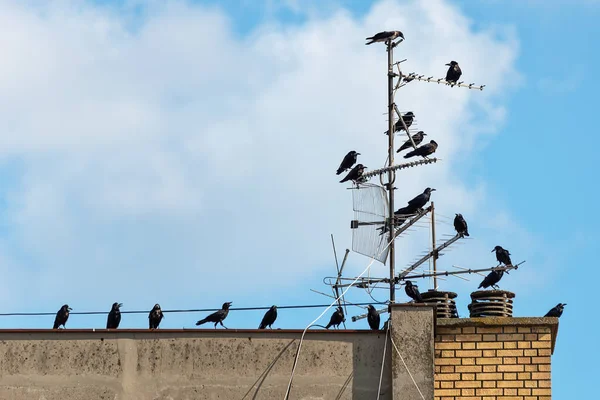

left=0, top=303, right=379, bottom=318
left=375, top=321, right=390, bottom=399
left=283, top=238, right=394, bottom=400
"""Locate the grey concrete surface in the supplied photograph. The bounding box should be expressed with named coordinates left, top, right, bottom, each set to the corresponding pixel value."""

left=0, top=329, right=395, bottom=400
left=389, top=304, right=435, bottom=400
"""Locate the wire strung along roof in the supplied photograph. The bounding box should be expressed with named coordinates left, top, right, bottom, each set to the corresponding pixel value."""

left=351, top=182, right=388, bottom=264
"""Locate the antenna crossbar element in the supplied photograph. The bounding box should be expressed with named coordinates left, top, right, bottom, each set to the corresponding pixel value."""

left=351, top=306, right=388, bottom=322
left=399, top=73, right=485, bottom=90
left=397, top=233, right=462, bottom=279
left=399, top=261, right=526, bottom=281
left=351, top=220, right=387, bottom=229
left=361, top=158, right=439, bottom=180
left=325, top=260, right=526, bottom=294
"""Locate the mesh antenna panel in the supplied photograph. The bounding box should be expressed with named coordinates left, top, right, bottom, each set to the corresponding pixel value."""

left=351, top=182, right=389, bottom=264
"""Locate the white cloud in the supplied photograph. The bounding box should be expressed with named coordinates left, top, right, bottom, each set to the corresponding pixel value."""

left=0, top=0, right=539, bottom=326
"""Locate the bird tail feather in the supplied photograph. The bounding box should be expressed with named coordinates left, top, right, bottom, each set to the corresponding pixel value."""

left=196, top=319, right=207, bottom=326
left=404, top=151, right=415, bottom=159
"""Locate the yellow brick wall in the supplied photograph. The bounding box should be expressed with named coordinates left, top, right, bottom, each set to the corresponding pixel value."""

left=434, top=324, right=553, bottom=400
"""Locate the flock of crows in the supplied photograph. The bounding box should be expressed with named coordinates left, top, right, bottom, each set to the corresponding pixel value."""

left=46, top=31, right=564, bottom=333
left=52, top=302, right=240, bottom=330
left=49, top=296, right=566, bottom=332
left=336, top=30, right=567, bottom=327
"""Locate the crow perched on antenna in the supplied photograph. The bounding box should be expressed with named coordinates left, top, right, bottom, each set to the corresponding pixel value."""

left=405, top=281, right=423, bottom=303
left=336, top=151, right=360, bottom=175
left=454, top=214, right=469, bottom=237
left=379, top=204, right=419, bottom=235
left=492, top=246, right=512, bottom=266
left=544, top=303, right=566, bottom=318
left=106, top=302, right=122, bottom=329
left=365, top=31, right=404, bottom=45
left=149, top=304, right=163, bottom=329
left=397, top=131, right=426, bottom=153
left=394, top=205, right=417, bottom=224
left=326, top=307, right=345, bottom=329
left=384, top=112, right=414, bottom=135
left=196, top=302, right=232, bottom=329
left=478, top=269, right=504, bottom=290
left=53, top=304, right=72, bottom=329
left=339, top=164, right=366, bottom=183
left=404, top=140, right=438, bottom=159
left=367, top=305, right=380, bottom=330
left=445, top=61, right=462, bottom=84
left=407, top=188, right=436, bottom=211
left=258, top=305, right=277, bottom=329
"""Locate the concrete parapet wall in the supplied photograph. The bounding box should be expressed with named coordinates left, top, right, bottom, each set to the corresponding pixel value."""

left=0, top=329, right=392, bottom=400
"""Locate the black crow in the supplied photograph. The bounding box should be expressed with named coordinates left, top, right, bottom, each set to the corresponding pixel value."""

left=492, top=246, right=512, bottom=266
left=106, top=302, right=122, bottom=329
left=394, top=205, right=417, bottom=225
left=544, top=303, right=566, bottom=318
left=384, top=112, right=414, bottom=135
left=404, top=140, right=438, bottom=159
left=258, top=305, right=278, bottom=329
left=339, top=164, right=366, bottom=183
left=445, top=61, right=462, bottom=84
left=336, top=151, right=360, bottom=175
left=397, top=131, right=426, bottom=153
left=379, top=205, right=418, bottom=235
left=53, top=304, right=72, bottom=329
left=478, top=269, right=504, bottom=290
left=454, top=214, right=469, bottom=237
left=407, top=188, right=436, bottom=210
left=367, top=305, right=380, bottom=330
left=149, top=304, right=164, bottom=329
left=325, top=307, right=345, bottom=329
left=365, top=31, right=404, bottom=45
left=196, top=302, right=232, bottom=329
left=405, top=281, right=423, bottom=303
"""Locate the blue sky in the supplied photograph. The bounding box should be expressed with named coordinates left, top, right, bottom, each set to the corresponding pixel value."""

left=0, top=0, right=595, bottom=398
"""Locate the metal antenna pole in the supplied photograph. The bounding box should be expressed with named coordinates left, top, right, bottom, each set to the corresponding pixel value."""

left=431, top=202, right=437, bottom=290
left=386, top=40, right=396, bottom=303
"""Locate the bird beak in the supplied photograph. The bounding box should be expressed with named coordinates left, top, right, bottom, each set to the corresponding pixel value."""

left=563, top=303, right=567, bottom=306
left=68, top=307, right=73, bottom=311
left=445, top=63, right=451, bottom=66
left=118, top=303, right=123, bottom=308
left=423, top=133, right=427, bottom=136
left=431, top=188, right=436, bottom=191
left=491, top=249, right=495, bottom=252
left=356, top=153, right=361, bottom=155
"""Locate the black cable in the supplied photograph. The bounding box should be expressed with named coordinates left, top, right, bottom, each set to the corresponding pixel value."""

left=0, top=303, right=381, bottom=317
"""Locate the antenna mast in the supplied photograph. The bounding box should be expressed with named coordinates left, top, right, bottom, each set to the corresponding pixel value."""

left=386, top=40, right=397, bottom=303
left=320, top=32, right=488, bottom=323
